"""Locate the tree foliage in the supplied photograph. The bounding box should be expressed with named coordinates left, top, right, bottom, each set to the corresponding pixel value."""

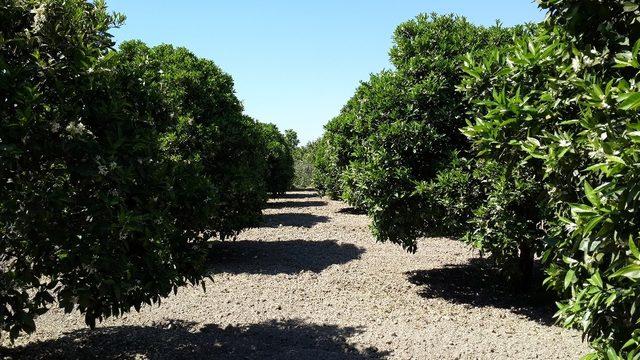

left=112, top=41, right=270, bottom=237
left=315, top=3, right=640, bottom=356
left=314, top=14, right=522, bottom=250
left=0, top=0, right=274, bottom=340
left=461, top=0, right=640, bottom=356
left=258, top=123, right=296, bottom=194
left=293, top=139, right=319, bottom=190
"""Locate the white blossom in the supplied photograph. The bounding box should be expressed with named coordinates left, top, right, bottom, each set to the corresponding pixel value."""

left=31, top=4, right=47, bottom=33
left=571, top=57, right=581, bottom=72
left=98, top=165, right=108, bottom=176
left=65, top=121, right=93, bottom=138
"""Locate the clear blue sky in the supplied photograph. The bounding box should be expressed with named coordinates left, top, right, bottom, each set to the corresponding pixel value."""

left=107, top=1, right=544, bottom=145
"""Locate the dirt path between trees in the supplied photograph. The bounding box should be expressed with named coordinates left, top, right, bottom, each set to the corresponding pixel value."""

left=3, top=191, right=589, bottom=359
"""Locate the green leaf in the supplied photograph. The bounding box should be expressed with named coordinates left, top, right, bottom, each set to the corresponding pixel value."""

left=565, top=269, right=576, bottom=289
left=592, top=84, right=605, bottom=100
left=630, top=236, right=640, bottom=260
left=584, top=181, right=602, bottom=208
left=622, top=338, right=637, bottom=350
left=624, top=2, right=639, bottom=12
left=590, top=272, right=604, bottom=289
left=634, top=38, right=640, bottom=59
left=611, top=264, right=640, bottom=280
left=583, top=215, right=603, bottom=236
left=606, top=346, right=620, bottom=360
left=606, top=155, right=627, bottom=166
left=628, top=131, right=640, bottom=142
left=570, top=203, right=597, bottom=215
left=618, top=92, right=640, bottom=110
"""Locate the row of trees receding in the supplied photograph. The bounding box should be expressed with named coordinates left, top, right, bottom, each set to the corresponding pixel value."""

left=314, top=1, right=640, bottom=357
left=0, top=0, right=295, bottom=340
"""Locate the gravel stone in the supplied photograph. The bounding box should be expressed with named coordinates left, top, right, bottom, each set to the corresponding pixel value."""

left=1, top=191, right=589, bottom=359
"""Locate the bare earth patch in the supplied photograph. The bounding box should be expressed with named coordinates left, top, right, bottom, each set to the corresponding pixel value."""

left=1, top=191, right=589, bottom=359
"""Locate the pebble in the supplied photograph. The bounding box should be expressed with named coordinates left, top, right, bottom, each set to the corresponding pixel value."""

left=4, top=191, right=590, bottom=359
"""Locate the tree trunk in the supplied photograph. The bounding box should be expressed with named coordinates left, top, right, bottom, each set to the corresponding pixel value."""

left=518, top=242, right=534, bottom=291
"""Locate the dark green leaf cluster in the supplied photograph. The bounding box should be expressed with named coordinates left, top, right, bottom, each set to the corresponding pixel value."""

left=111, top=41, right=271, bottom=238
left=257, top=123, right=296, bottom=194
left=314, top=14, right=522, bottom=251
left=314, top=110, right=358, bottom=199
left=0, top=0, right=289, bottom=340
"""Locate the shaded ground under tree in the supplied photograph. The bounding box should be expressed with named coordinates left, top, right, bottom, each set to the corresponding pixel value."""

left=207, top=239, right=365, bottom=275
left=266, top=200, right=328, bottom=209
left=1, top=191, right=588, bottom=359
left=406, top=258, right=556, bottom=325
left=2, top=319, right=389, bottom=360
left=261, top=213, right=330, bottom=228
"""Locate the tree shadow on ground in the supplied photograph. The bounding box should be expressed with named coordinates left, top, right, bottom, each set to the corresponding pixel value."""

left=265, top=201, right=328, bottom=209
left=2, top=319, right=390, bottom=360
left=261, top=213, right=329, bottom=228
left=271, top=192, right=318, bottom=199
left=207, top=239, right=365, bottom=275
left=406, top=258, right=557, bottom=326
left=336, top=207, right=366, bottom=215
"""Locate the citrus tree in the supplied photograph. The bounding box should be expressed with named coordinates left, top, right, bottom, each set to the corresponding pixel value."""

left=258, top=123, right=295, bottom=194
left=293, top=139, right=319, bottom=190
left=113, top=41, right=270, bottom=238
left=461, top=0, right=640, bottom=355
left=315, top=14, right=522, bottom=251
left=1, top=0, right=269, bottom=340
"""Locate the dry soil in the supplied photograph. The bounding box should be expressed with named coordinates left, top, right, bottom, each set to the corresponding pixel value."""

left=2, top=190, right=590, bottom=359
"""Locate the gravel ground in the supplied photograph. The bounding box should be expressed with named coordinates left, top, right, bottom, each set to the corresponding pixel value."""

left=2, top=191, right=589, bottom=359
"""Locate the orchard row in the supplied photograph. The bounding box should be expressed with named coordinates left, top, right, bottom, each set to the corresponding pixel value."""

left=313, top=1, right=640, bottom=358
left=1, top=0, right=295, bottom=340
